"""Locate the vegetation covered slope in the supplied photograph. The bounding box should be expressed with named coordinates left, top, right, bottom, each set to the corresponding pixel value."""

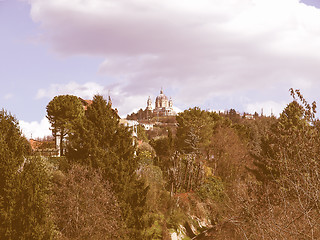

left=1, top=89, right=320, bottom=239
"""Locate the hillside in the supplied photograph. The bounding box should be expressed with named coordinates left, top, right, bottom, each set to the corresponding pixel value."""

left=1, top=89, right=320, bottom=239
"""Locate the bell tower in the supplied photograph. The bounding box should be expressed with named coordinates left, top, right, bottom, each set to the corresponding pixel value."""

left=147, top=96, right=153, bottom=110
left=169, top=97, right=173, bottom=108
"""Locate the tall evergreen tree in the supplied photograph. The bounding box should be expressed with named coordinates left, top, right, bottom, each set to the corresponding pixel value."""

left=0, top=110, right=52, bottom=240
left=67, top=95, right=148, bottom=239
left=245, top=89, right=320, bottom=238
left=252, top=99, right=314, bottom=183
left=12, top=157, right=53, bottom=240
left=0, top=110, right=28, bottom=239
left=176, top=107, right=220, bottom=158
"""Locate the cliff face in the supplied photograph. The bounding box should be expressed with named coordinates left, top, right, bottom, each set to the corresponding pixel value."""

left=164, top=192, right=215, bottom=240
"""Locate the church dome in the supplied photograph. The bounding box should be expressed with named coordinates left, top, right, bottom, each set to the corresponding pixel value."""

left=156, top=90, right=168, bottom=101
left=147, top=88, right=176, bottom=116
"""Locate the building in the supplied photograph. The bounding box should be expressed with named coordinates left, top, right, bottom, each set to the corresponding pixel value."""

left=119, top=119, right=139, bottom=146
left=141, top=122, right=154, bottom=131
left=146, top=89, right=176, bottom=116
left=79, top=98, right=93, bottom=110
left=29, top=138, right=59, bottom=157
left=119, top=119, right=138, bottom=138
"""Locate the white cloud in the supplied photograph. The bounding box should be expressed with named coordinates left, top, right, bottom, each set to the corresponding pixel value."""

left=27, top=0, right=320, bottom=112
left=36, top=82, right=151, bottom=117
left=19, top=117, right=52, bottom=139
left=4, top=93, right=13, bottom=100
left=36, top=82, right=108, bottom=99
left=35, top=81, right=184, bottom=117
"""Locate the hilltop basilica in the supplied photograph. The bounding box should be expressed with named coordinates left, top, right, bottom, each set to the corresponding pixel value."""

left=146, top=89, right=176, bottom=116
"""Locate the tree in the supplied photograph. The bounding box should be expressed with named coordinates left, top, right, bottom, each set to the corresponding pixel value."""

left=67, top=95, right=121, bottom=170
left=67, top=95, right=148, bottom=239
left=51, top=165, right=125, bottom=240
left=151, top=137, right=172, bottom=159
left=168, top=153, right=205, bottom=194
left=137, top=125, right=148, bottom=142
left=0, top=110, right=29, bottom=239
left=237, top=89, right=320, bottom=239
left=226, top=108, right=241, bottom=123
left=252, top=99, right=311, bottom=183
left=12, top=157, right=53, bottom=240
left=46, top=95, right=84, bottom=156
left=0, top=110, right=52, bottom=239
left=209, top=126, right=250, bottom=184
left=176, top=107, right=220, bottom=159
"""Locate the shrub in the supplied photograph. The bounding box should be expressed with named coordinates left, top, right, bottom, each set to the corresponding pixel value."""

left=197, top=176, right=225, bottom=201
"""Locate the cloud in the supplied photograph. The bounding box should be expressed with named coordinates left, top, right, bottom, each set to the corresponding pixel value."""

left=36, top=81, right=152, bottom=117
left=4, top=93, right=13, bottom=100
left=19, top=117, right=52, bottom=139
left=36, top=82, right=108, bottom=99
left=27, top=0, right=320, bottom=111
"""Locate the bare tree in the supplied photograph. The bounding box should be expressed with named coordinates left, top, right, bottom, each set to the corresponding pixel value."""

left=51, top=165, right=126, bottom=240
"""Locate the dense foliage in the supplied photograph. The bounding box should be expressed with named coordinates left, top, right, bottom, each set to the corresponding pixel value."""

left=240, top=90, right=320, bottom=239
left=0, top=110, right=52, bottom=240
left=66, top=95, right=148, bottom=239
left=46, top=95, right=84, bottom=156
left=2, top=89, right=320, bottom=239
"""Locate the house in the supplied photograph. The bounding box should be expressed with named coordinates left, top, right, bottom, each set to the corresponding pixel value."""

left=119, top=119, right=138, bottom=138
left=141, top=123, right=154, bottom=131
left=29, top=138, right=59, bottom=157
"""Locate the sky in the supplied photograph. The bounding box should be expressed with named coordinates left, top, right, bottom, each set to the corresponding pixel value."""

left=1, top=0, right=320, bottom=138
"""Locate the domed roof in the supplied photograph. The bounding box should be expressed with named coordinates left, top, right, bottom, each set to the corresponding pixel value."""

left=156, top=89, right=168, bottom=101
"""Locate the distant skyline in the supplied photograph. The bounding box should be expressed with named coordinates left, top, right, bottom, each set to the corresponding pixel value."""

left=1, top=0, right=320, bottom=138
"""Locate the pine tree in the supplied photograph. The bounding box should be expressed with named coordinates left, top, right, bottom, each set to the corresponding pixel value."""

left=252, top=98, right=314, bottom=183
left=245, top=89, right=320, bottom=238
left=12, top=157, right=53, bottom=240
left=67, top=95, right=148, bottom=239
left=176, top=107, right=220, bottom=158
left=46, top=95, right=84, bottom=156
left=0, top=110, right=27, bottom=239
left=0, top=110, right=52, bottom=239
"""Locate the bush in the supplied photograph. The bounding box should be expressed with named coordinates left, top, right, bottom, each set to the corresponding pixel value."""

left=167, top=209, right=187, bottom=231
left=144, top=213, right=165, bottom=240
left=197, top=176, right=225, bottom=201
